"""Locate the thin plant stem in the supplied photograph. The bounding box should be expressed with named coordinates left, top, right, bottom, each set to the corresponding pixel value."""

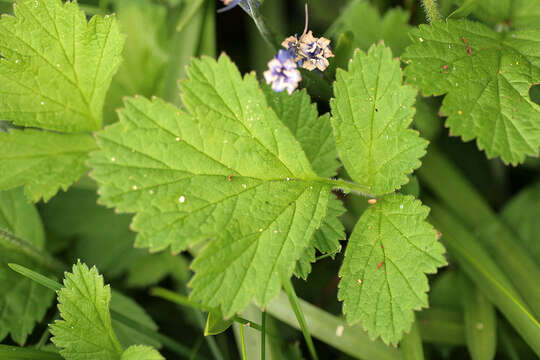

left=240, top=0, right=280, bottom=50
left=420, top=0, right=442, bottom=22
left=261, top=311, right=266, bottom=360
left=240, top=324, right=247, bottom=360
left=281, top=274, right=319, bottom=360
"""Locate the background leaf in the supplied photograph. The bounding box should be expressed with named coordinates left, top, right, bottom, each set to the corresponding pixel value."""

left=0, top=188, right=55, bottom=345
left=403, top=19, right=540, bottom=164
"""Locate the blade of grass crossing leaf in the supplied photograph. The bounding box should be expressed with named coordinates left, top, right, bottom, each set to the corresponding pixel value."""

left=9, top=264, right=202, bottom=360
left=8, top=263, right=61, bottom=291
left=281, top=275, right=318, bottom=360
left=460, top=275, right=497, bottom=360
left=400, top=317, right=424, bottom=360
left=266, top=292, right=401, bottom=360
left=427, top=201, right=540, bottom=356
left=418, top=148, right=540, bottom=319
left=0, top=345, right=63, bottom=360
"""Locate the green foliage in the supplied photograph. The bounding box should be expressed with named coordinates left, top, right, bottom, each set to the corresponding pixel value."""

left=338, top=194, right=446, bottom=345
left=50, top=262, right=163, bottom=360
left=403, top=19, right=540, bottom=164
left=90, top=55, right=331, bottom=317
left=120, top=346, right=164, bottom=360
left=0, top=0, right=124, bottom=201
left=0, top=130, right=97, bottom=202
left=327, top=0, right=412, bottom=55
left=50, top=262, right=124, bottom=359
left=0, top=188, right=55, bottom=345
left=501, top=179, right=540, bottom=258
left=331, top=44, right=428, bottom=195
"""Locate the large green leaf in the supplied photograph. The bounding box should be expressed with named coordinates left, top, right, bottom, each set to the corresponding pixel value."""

left=0, top=0, right=124, bottom=201
left=0, top=188, right=55, bottom=345
left=403, top=19, right=540, bottom=164
left=0, top=0, right=124, bottom=132
left=331, top=44, right=427, bottom=195
left=89, top=55, right=331, bottom=317
left=338, top=194, right=446, bottom=345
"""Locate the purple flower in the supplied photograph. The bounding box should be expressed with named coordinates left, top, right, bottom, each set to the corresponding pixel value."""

left=264, top=50, right=301, bottom=94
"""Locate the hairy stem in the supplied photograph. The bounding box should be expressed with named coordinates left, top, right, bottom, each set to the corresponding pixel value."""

left=241, top=0, right=279, bottom=50
left=420, top=0, right=442, bottom=22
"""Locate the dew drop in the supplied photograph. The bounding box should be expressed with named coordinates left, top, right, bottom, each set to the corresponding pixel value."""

left=419, top=37, right=424, bottom=42
left=110, top=157, right=116, bottom=162
left=15, top=59, right=19, bottom=64
left=179, top=196, right=186, bottom=203
left=132, top=185, right=138, bottom=190
left=273, top=229, right=279, bottom=233
left=242, top=184, right=247, bottom=189
left=259, top=228, right=263, bottom=232
left=148, top=190, right=154, bottom=195
left=399, top=204, right=404, bottom=209
left=40, top=101, right=45, bottom=105
left=286, top=177, right=290, bottom=181
left=336, top=325, right=344, bottom=337
left=175, top=137, right=180, bottom=142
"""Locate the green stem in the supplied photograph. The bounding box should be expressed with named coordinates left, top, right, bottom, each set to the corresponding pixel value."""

left=240, top=324, right=247, bottom=360
left=420, top=0, right=442, bottom=22
left=261, top=311, right=266, bottom=360
left=280, top=274, right=318, bottom=360
left=240, top=0, right=279, bottom=51
left=316, top=178, right=375, bottom=198
left=151, top=287, right=263, bottom=330
left=0, top=345, right=62, bottom=360
left=266, top=292, right=400, bottom=360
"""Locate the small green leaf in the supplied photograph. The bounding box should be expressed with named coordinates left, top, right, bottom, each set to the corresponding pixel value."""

left=0, top=188, right=55, bottom=345
left=331, top=44, right=427, bottom=195
left=338, top=194, right=446, bottom=345
left=0, top=0, right=124, bottom=132
left=90, top=55, right=331, bottom=317
left=403, top=19, right=540, bottom=164
left=121, top=345, right=164, bottom=360
left=0, top=130, right=97, bottom=202
left=50, top=262, right=124, bottom=360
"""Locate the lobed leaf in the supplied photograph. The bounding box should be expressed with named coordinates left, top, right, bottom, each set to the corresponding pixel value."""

left=89, top=55, right=331, bottom=317
left=331, top=44, right=427, bottom=195
left=50, top=262, right=123, bottom=360
left=120, top=345, right=164, bottom=360
left=403, top=19, right=540, bottom=164
left=338, top=194, right=446, bottom=345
